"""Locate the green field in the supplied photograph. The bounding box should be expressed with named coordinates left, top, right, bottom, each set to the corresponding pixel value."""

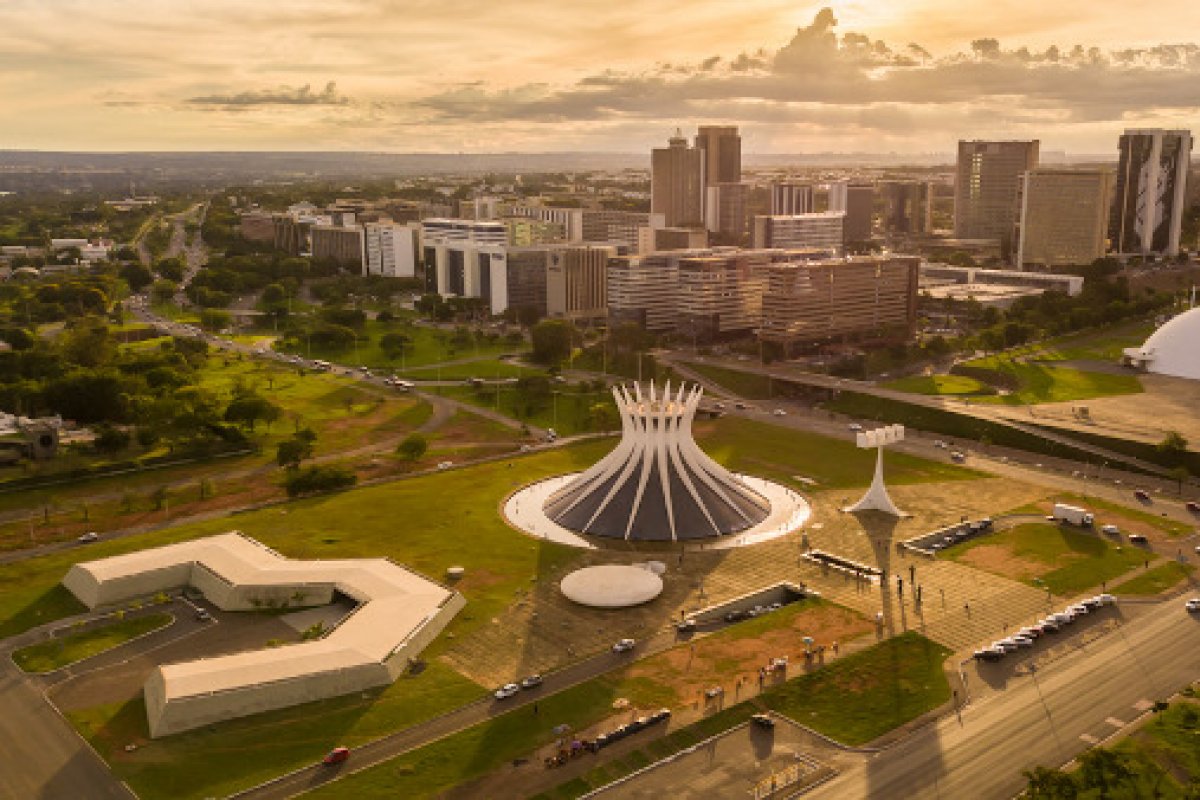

left=960, top=356, right=1143, bottom=405
left=1110, top=561, right=1194, bottom=596
left=681, top=361, right=776, bottom=399
left=1056, top=493, right=1194, bottom=538
left=1028, top=320, right=1157, bottom=363
left=699, top=416, right=981, bottom=489
left=275, top=320, right=526, bottom=371
left=13, top=612, right=172, bottom=673
left=403, top=358, right=544, bottom=381
left=306, top=633, right=950, bottom=800
left=942, top=522, right=1150, bottom=595
left=69, top=660, right=484, bottom=800
left=440, top=383, right=616, bottom=437
left=883, top=374, right=991, bottom=396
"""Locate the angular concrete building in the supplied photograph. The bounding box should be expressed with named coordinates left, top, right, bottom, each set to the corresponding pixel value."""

left=63, top=533, right=464, bottom=737
left=542, top=382, right=770, bottom=541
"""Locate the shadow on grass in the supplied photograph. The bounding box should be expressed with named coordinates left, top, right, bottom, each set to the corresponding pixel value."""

left=0, top=584, right=87, bottom=641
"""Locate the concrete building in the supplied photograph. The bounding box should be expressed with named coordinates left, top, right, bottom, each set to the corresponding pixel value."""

left=421, top=218, right=508, bottom=297
left=608, top=253, right=684, bottom=332
left=920, top=263, right=1084, bottom=297
left=759, top=256, right=920, bottom=351
left=651, top=130, right=705, bottom=228
left=752, top=212, right=844, bottom=251
left=310, top=225, right=364, bottom=268
left=505, top=204, right=584, bottom=242
left=546, top=245, right=615, bottom=323
left=1017, top=169, right=1115, bottom=268
left=650, top=227, right=709, bottom=251
left=1110, top=129, right=1193, bottom=257
left=770, top=182, right=814, bottom=216
left=954, top=140, right=1040, bottom=259
left=362, top=222, right=417, bottom=278
left=881, top=181, right=932, bottom=236
left=581, top=209, right=665, bottom=251
left=62, top=533, right=464, bottom=738
left=237, top=211, right=276, bottom=243
left=695, top=125, right=741, bottom=186
left=505, top=218, right=568, bottom=246
left=677, top=251, right=770, bottom=340
left=499, top=248, right=550, bottom=317
left=704, top=182, right=749, bottom=239
left=827, top=182, right=874, bottom=242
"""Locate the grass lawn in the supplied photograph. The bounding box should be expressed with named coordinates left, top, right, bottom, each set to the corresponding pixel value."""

left=1110, top=561, right=1195, bottom=596
left=943, top=522, right=1150, bottom=595
left=68, top=660, right=485, bottom=800
left=440, top=383, right=616, bottom=437
left=275, top=319, right=526, bottom=371
left=681, top=361, right=776, bottom=400
left=883, top=374, right=991, bottom=396
left=1032, top=320, right=1157, bottom=363
left=307, top=633, right=950, bottom=799
left=960, top=356, right=1142, bottom=405
left=696, top=416, right=981, bottom=489
left=13, top=612, right=172, bottom=673
left=1056, top=493, right=1195, bottom=538
left=403, top=358, right=544, bottom=381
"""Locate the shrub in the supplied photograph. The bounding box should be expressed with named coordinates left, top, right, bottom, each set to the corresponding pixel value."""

left=283, top=465, right=357, bottom=497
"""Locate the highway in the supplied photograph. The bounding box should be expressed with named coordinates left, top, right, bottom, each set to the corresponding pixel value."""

left=809, top=600, right=1200, bottom=799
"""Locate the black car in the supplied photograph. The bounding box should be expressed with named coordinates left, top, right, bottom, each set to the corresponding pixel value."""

left=751, top=713, right=775, bottom=728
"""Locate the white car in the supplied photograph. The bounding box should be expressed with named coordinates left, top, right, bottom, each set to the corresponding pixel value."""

left=612, top=638, right=636, bottom=653
left=1095, top=594, right=1117, bottom=606
left=494, top=683, right=520, bottom=700
left=1101, top=524, right=1120, bottom=535
left=436, top=461, right=453, bottom=470
left=772, top=409, right=787, bottom=417
left=848, top=423, right=864, bottom=432
left=1186, top=598, right=1200, bottom=613
left=77, top=532, right=99, bottom=543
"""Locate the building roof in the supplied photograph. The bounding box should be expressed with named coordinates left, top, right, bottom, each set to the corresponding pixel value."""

left=1124, top=307, right=1200, bottom=381
left=65, top=533, right=456, bottom=700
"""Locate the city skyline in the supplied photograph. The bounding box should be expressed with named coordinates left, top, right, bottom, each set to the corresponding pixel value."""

left=2, top=2, right=1200, bottom=153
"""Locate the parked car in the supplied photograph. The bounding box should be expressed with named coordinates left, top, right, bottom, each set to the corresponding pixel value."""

left=974, top=648, right=1004, bottom=662
left=194, top=609, right=212, bottom=622
left=735, top=402, right=748, bottom=410
left=933, top=440, right=948, bottom=449
left=676, top=618, right=697, bottom=633
left=848, top=423, right=864, bottom=432
left=520, top=674, right=543, bottom=690
left=494, top=683, right=520, bottom=700
left=612, top=638, right=636, bottom=653
left=751, top=713, right=776, bottom=728
left=1096, top=594, right=1117, bottom=606
left=1039, top=618, right=1062, bottom=633
left=77, top=532, right=99, bottom=543
left=1186, top=501, right=1200, bottom=516
left=950, top=451, right=967, bottom=463
left=322, top=747, right=350, bottom=766
left=772, top=408, right=787, bottom=416
left=1128, top=534, right=1149, bottom=545
left=437, top=461, right=453, bottom=471
left=1101, top=524, right=1120, bottom=536
left=1186, top=598, right=1200, bottom=613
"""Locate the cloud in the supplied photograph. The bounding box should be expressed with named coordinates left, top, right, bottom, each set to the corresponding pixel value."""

left=410, top=7, right=1200, bottom=140
left=187, top=80, right=348, bottom=107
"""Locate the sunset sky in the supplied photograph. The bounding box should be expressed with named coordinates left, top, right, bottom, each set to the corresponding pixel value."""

left=3, top=0, right=1199, bottom=153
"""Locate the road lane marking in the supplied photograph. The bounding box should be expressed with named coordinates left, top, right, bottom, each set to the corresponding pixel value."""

left=1079, top=733, right=1099, bottom=744
left=1134, top=699, right=1153, bottom=712
left=1105, top=717, right=1125, bottom=728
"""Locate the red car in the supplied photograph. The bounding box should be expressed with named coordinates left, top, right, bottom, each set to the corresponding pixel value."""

left=322, top=747, right=350, bottom=766
left=1186, top=501, right=1200, bottom=516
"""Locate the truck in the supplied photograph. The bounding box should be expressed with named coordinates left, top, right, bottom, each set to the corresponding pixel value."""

left=1052, top=503, right=1094, bottom=527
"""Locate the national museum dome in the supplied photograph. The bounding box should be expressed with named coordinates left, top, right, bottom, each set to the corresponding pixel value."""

left=1124, top=306, right=1200, bottom=381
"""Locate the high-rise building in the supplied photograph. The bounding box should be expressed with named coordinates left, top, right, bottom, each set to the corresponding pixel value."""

left=310, top=225, right=364, bottom=268
left=1017, top=169, right=1115, bottom=268
left=362, top=222, right=417, bottom=278
left=677, top=252, right=770, bottom=340
left=237, top=212, right=275, bottom=243
left=694, top=125, right=741, bottom=186
left=954, top=140, right=1040, bottom=259
left=881, top=181, right=933, bottom=235
left=651, top=130, right=705, bottom=228
left=420, top=218, right=508, bottom=297
left=752, top=212, right=844, bottom=251
left=770, top=182, right=814, bottom=216
left=608, top=254, right=683, bottom=332
left=704, top=182, right=748, bottom=238
left=827, top=182, right=874, bottom=242
left=580, top=209, right=665, bottom=250
left=759, top=256, right=920, bottom=352
left=1110, top=129, right=1193, bottom=257
left=546, top=245, right=615, bottom=323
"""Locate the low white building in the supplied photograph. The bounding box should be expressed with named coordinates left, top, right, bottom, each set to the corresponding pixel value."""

left=63, top=532, right=464, bottom=737
left=362, top=221, right=417, bottom=278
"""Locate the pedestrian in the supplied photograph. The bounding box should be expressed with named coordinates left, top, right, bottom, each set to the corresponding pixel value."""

left=533, top=702, right=539, bottom=715
left=909, top=565, right=915, bottom=583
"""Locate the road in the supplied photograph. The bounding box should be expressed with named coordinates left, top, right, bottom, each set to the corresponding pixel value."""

left=809, top=599, right=1200, bottom=799
left=0, top=635, right=134, bottom=800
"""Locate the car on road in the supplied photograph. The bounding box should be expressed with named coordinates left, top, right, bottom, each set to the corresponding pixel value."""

left=735, top=402, right=748, bottom=410
left=322, top=747, right=350, bottom=766
left=848, top=423, right=864, bottom=432
left=1096, top=594, right=1117, bottom=606
left=612, top=638, right=636, bottom=653
left=494, top=683, right=520, bottom=700
left=933, top=440, right=948, bottom=449
left=1186, top=501, right=1200, bottom=515
left=714, top=402, right=726, bottom=410
left=77, top=532, right=99, bottom=543
left=751, top=713, right=775, bottom=728
left=1068, top=604, right=1089, bottom=616
left=436, top=461, right=453, bottom=470
left=520, top=674, right=543, bottom=690
left=950, top=451, right=967, bottom=463
left=1134, top=489, right=1151, bottom=503
left=1039, top=618, right=1062, bottom=633
left=1128, top=534, right=1148, bottom=545
left=772, top=408, right=787, bottom=416
left=992, top=640, right=1019, bottom=654
left=974, top=647, right=1004, bottom=662
left=1187, top=598, right=1200, bottom=613
left=195, top=608, right=212, bottom=622
left=1101, top=524, right=1120, bottom=536
left=675, top=618, right=697, bottom=633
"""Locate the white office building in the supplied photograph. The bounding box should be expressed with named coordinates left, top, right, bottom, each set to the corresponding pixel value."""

left=752, top=212, right=845, bottom=251
left=362, top=222, right=417, bottom=278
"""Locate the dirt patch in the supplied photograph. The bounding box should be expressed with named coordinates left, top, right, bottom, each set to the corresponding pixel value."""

left=626, top=605, right=873, bottom=702
left=956, top=544, right=1057, bottom=581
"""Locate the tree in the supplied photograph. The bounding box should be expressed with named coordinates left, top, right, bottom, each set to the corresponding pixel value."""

left=396, top=433, right=428, bottom=461
left=284, top=465, right=357, bottom=497
left=1022, top=765, right=1078, bottom=799
left=224, top=392, right=282, bottom=432
left=1157, top=431, right=1189, bottom=466
left=1077, top=748, right=1133, bottom=798
left=150, top=279, right=178, bottom=305
left=276, top=429, right=316, bottom=469
left=119, top=262, right=154, bottom=292
left=199, top=308, right=232, bottom=331
left=92, top=424, right=131, bottom=456
left=588, top=402, right=616, bottom=432
left=530, top=319, right=574, bottom=365
left=379, top=332, right=413, bottom=362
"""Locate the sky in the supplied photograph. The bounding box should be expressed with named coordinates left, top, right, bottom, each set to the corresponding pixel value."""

left=2, top=0, right=1200, bottom=154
